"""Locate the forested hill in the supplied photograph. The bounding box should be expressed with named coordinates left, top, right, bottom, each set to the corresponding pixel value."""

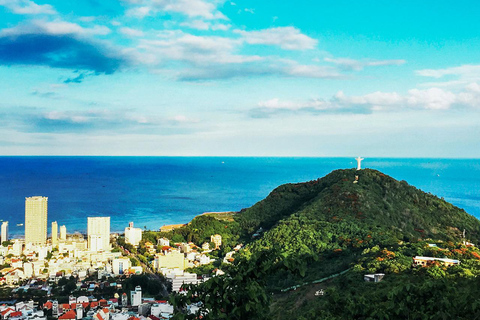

left=235, top=168, right=480, bottom=243
left=172, top=169, right=480, bottom=319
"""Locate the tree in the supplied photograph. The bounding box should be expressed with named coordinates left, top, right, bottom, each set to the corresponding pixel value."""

left=171, top=248, right=280, bottom=320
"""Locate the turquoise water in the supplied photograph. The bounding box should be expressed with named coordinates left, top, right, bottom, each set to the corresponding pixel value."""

left=0, top=157, right=478, bottom=236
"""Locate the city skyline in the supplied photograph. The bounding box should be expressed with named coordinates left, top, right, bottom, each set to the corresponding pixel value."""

left=0, top=1, right=479, bottom=157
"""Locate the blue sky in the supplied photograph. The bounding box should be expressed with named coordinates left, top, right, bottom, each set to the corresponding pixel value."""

left=0, top=0, right=479, bottom=157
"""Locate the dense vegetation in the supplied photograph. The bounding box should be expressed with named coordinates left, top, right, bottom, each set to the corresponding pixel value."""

left=169, top=169, right=480, bottom=319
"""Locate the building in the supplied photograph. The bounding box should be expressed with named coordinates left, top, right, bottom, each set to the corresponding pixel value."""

left=51, top=222, right=58, bottom=246
left=1, top=221, right=8, bottom=244
left=130, top=286, right=142, bottom=307
left=112, top=258, right=131, bottom=275
left=364, top=273, right=385, bottom=282
left=124, top=222, right=142, bottom=246
left=157, top=238, right=170, bottom=247
left=25, top=196, right=48, bottom=245
left=413, top=256, right=460, bottom=267
left=168, top=273, right=201, bottom=292
left=154, top=251, right=187, bottom=271
left=87, top=217, right=110, bottom=252
left=210, top=234, right=222, bottom=249
left=59, top=225, right=67, bottom=241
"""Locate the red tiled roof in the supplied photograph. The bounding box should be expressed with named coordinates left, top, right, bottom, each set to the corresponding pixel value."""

left=102, top=308, right=109, bottom=313
left=90, top=302, right=98, bottom=308
left=1, top=308, right=14, bottom=316
left=43, top=302, right=53, bottom=310
left=62, top=304, right=70, bottom=309
left=10, top=311, right=22, bottom=317
left=82, top=303, right=89, bottom=309
left=59, top=310, right=76, bottom=319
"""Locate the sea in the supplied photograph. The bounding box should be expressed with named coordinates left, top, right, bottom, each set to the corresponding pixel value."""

left=0, top=157, right=479, bottom=237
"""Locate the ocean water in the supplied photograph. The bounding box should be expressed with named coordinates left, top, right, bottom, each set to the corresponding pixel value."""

left=0, top=157, right=479, bottom=236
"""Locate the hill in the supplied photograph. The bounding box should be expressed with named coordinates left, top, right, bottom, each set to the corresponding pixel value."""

left=236, top=168, right=480, bottom=243
left=171, top=168, right=480, bottom=319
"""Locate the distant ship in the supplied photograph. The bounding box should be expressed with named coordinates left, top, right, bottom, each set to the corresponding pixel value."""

left=16, top=223, right=23, bottom=226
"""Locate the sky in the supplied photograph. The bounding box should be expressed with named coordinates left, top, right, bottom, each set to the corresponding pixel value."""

left=0, top=0, right=479, bottom=157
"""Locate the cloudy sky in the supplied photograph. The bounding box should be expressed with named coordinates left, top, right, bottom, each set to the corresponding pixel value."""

left=0, top=0, right=479, bottom=157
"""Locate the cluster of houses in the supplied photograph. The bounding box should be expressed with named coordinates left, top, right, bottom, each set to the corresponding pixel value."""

left=0, top=291, right=193, bottom=320
left=0, top=238, right=143, bottom=286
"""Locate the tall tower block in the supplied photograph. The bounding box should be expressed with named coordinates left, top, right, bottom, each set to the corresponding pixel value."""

left=51, top=221, right=58, bottom=246
left=25, top=196, right=48, bottom=245
left=87, top=217, right=110, bottom=252
left=1, top=221, right=8, bottom=244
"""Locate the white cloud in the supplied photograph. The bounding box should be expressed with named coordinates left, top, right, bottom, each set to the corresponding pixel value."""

left=1, top=20, right=111, bottom=37
left=125, top=0, right=227, bottom=20
left=324, top=57, right=406, bottom=71
left=406, top=88, right=456, bottom=110
left=416, top=64, right=480, bottom=89
left=180, top=20, right=230, bottom=31
left=140, top=33, right=261, bottom=65
left=119, top=27, right=144, bottom=37
left=125, top=6, right=151, bottom=18
left=416, top=64, right=480, bottom=79
left=251, top=83, right=480, bottom=117
left=0, top=0, right=56, bottom=15
left=234, top=27, right=318, bottom=50
left=283, top=62, right=342, bottom=79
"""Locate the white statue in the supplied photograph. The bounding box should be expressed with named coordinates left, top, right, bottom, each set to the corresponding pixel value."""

left=355, top=157, right=364, bottom=170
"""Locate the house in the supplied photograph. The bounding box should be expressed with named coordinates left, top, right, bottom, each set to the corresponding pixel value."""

left=59, top=310, right=76, bottom=320
left=364, top=273, right=385, bottom=282
left=413, top=256, right=460, bottom=267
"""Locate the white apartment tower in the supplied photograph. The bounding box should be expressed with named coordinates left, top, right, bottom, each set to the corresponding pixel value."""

left=60, top=225, right=67, bottom=240
left=125, top=222, right=142, bottom=246
left=25, top=196, right=48, bottom=245
left=87, top=217, right=110, bottom=252
left=130, top=286, right=142, bottom=307
left=1, top=221, right=8, bottom=244
left=51, top=221, right=58, bottom=246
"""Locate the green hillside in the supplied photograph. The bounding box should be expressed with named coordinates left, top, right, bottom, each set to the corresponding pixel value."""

left=237, top=168, right=480, bottom=243
left=171, top=168, right=480, bottom=320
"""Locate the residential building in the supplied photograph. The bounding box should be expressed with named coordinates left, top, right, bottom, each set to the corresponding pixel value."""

left=413, top=256, right=460, bottom=267
left=25, top=196, right=48, bottom=245
left=60, top=225, right=67, bottom=241
left=167, top=273, right=201, bottom=292
left=112, top=258, right=131, bottom=275
left=1, top=221, right=8, bottom=244
left=154, top=251, right=186, bottom=271
left=364, top=273, right=385, bottom=282
left=87, top=217, right=110, bottom=252
left=210, top=234, right=222, bottom=249
left=124, top=222, right=142, bottom=247
left=51, top=222, right=58, bottom=246
left=130, top=286, right=142, bottom=307
left=157, top=238, right=170, bottom=247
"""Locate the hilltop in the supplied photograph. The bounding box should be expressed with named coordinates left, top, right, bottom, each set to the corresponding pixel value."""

left=236, top=168, right=480, bottom=242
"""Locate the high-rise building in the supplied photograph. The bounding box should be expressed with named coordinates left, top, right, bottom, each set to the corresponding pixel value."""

left=1, top=221, right=8, bottom=244
left=87, top=217, right=110, bottom=252
left=130, top=286, right=142, bottom=307
left=51, top=221, right=58, bottom=246
left=59, top=225, right=67, bottom=240
left=125, top=222, right=142, bottom=246
left=25, top=196, right=48, bottom=245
